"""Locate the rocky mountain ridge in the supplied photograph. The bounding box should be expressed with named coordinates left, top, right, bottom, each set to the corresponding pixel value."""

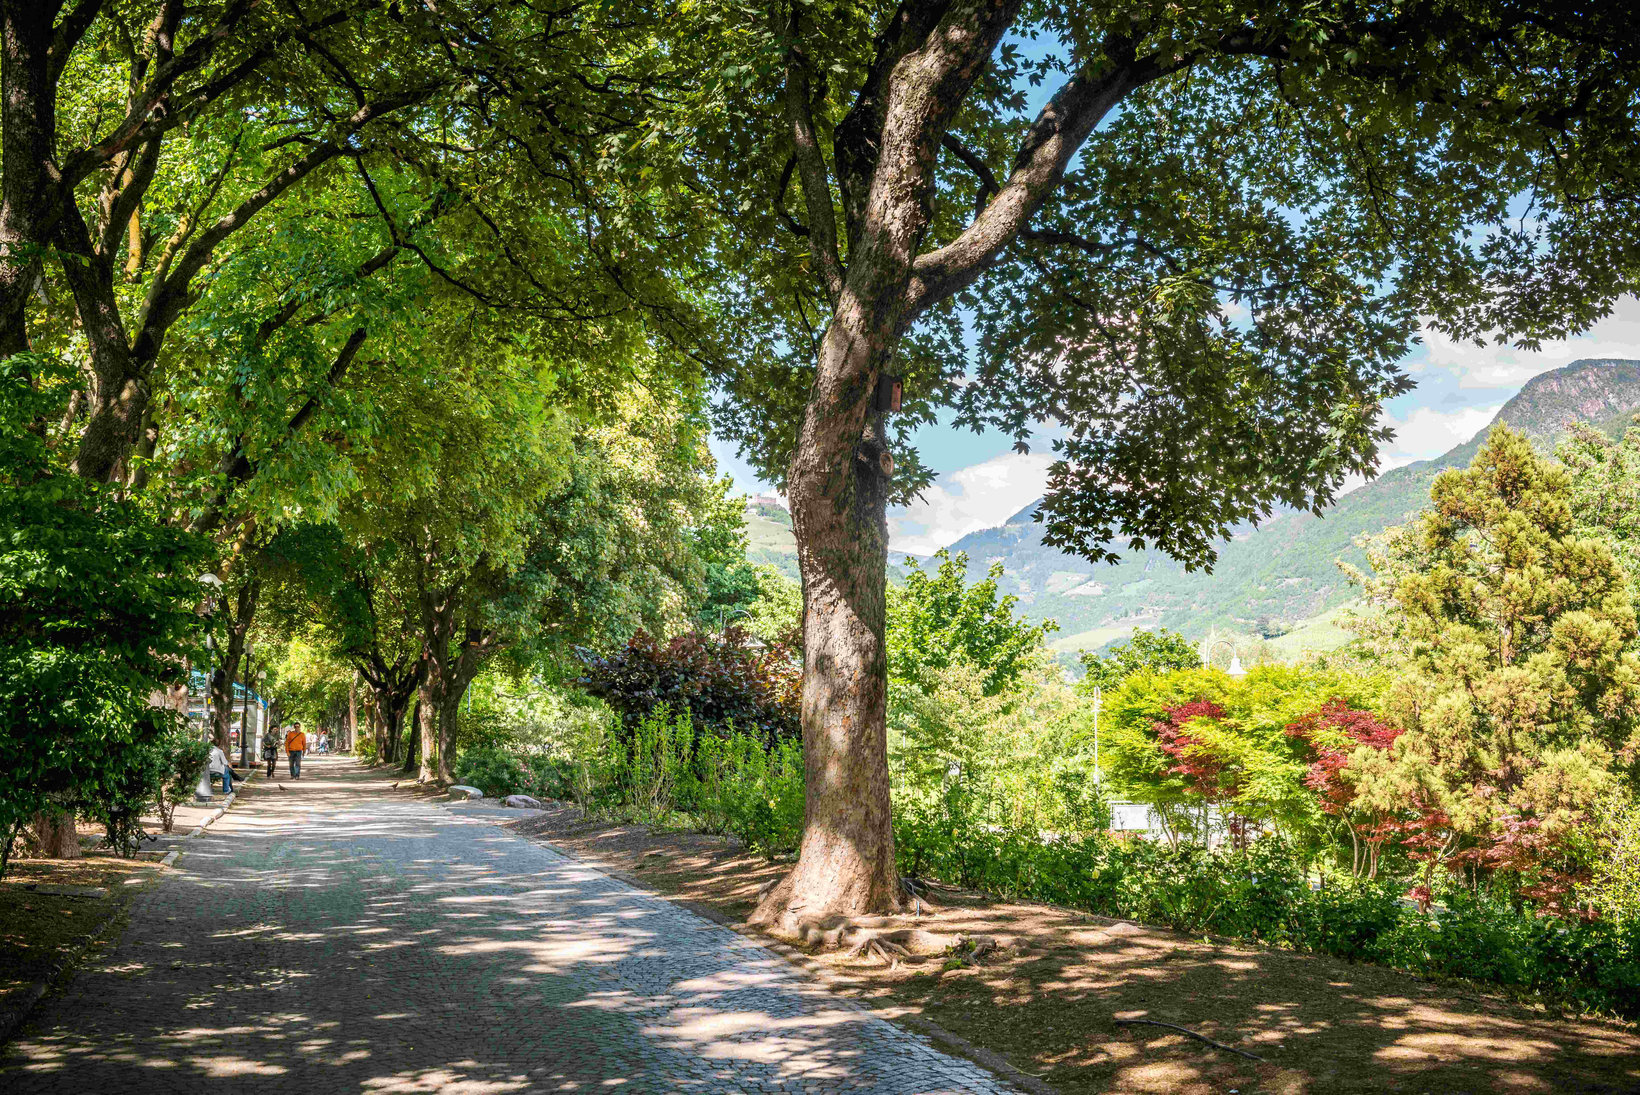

left=936, top=358, right=1640, bottom=653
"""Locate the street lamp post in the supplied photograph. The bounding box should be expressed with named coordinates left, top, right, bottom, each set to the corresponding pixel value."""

left=718, top=606, right=752, bottom=633
left=239, top=645, right=254, bottom=770
left=1207, top=637, right=1248, bottom=679
left=195, top=573, right=223, bottom=802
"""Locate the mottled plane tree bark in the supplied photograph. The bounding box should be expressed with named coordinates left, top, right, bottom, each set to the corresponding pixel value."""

left=591, top=0, right=1640, bottom=929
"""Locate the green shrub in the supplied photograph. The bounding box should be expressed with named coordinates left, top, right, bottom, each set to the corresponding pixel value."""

left=541, top=702, right=804, bottom=858
left=454, top=745, right=578, bottom=801
left=154, top=730, right=211, bottom=834
left=891, top=820, right=1640, bottom=1019
left=454, top=746, right=531, bottom=798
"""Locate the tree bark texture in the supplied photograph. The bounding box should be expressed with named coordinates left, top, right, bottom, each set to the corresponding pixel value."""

left=0, top=4, right=57, bottom=359
left=418, top=582, right=493, bottom=785
left=31, top=809, right=80, bottom=860
left=754, top=0, right=1020, bottom=929
left=372, top=683, right=412, bottom=766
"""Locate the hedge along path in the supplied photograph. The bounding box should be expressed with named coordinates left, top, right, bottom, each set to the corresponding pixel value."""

left=504, top=799, right=1640, bottom=1095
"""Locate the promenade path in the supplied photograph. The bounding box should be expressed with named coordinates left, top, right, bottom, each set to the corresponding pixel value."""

left=1, top=756, right=1012, bottom=1094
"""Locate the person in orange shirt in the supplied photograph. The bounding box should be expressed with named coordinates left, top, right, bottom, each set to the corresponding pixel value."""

left=284, top=722, right=307, bottom=779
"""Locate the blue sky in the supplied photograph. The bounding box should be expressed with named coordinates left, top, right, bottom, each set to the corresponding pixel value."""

left=712, top=296, right=1640, bottom=554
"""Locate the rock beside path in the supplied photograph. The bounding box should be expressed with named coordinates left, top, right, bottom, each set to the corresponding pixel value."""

left=448, top=785, right=485, bottom=800
left=503, top=794, right=543, bottom=809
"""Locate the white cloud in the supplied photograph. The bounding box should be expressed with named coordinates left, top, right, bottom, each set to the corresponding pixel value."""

left=1413, top=296, right=1640, bottom=389
left=889, top=451, right=1054, bottom=555
left=1382, top=403, right=1503, bottom=468
left=1339, top=401, right=1504, bottom=495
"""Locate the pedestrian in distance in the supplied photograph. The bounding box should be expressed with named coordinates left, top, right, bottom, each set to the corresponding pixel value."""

left=262, top=723, right=280, bottom=777
left=208, top=741, right=237, bottom=795
left=285, top=722, right=307, bottom=779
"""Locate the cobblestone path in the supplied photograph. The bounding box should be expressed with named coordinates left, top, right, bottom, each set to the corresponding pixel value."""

left=1, top=756, right=1013, bottom=1094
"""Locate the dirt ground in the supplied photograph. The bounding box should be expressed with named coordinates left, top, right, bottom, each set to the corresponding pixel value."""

left=0, top=766, right=252, bottom=1039
left=0, top=853, right=160, bottom=1036
left=501, top=800, right=1640, bottom=1095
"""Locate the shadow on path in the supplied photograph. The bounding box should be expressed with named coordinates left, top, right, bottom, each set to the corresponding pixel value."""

left=0, top=756, right=1010, bottom=1094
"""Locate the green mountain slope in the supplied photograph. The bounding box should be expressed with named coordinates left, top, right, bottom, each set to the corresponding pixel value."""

left=936, top=359, right=1640, bottom=651
left=745, top=500, right=800, bottom=580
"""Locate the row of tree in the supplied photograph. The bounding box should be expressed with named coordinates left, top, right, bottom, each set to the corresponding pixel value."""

left=4, top=1, right=1639, bottom=926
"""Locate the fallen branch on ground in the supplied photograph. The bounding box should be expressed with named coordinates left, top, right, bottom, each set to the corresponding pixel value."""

left=1114, top=1018, right=1267, bottom=1062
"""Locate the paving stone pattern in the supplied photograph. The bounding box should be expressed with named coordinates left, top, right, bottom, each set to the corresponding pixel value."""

left=1, top=757, right=1014, bottom=1094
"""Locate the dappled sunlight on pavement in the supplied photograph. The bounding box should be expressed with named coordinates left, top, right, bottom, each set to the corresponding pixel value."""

left=0, top=756, right=1011, bottom=1093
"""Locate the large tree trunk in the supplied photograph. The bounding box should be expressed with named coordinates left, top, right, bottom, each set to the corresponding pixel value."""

left=409, top=692, right=437, bottom=782
left=371, top=682, right=412, bottom=766
left=421, top=696, right=439, bottom=780
left=435, top=684, right=463, bottom=785
left=31, top=810, right=80, bottom=860
left=752, top=349, right=900, bottom=929
left=0, top=4, right=57, bottom=359
left=419, top=660, right=465, bottom=786
left=347, top=674, right=358, bottom=753
left=751, top=2, right=1018, bottom=928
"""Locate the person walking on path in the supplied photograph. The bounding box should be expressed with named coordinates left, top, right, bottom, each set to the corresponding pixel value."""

left=208, top=742, right=237, bottom=795
left=262, top=723, right=280, bottom=777
left=284, top=722, right=307, bottom=779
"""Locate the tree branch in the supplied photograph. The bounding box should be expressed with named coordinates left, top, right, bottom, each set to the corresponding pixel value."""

left=775, top=155, right=809, bottom=238
left=905, top=44, right=1156, bottom=318
left=782, top=7, right=844, bottom=305
left=833, top=0, right=955, bottom=241
left=48, top=0, right=106, bottom=85
left=61, top=0, right=263, bottom=184
left=941, top=133, right=999, bottom=218
left=191, top=326, right=369, bottom=535
left=134, top=91, right=426, bottom=366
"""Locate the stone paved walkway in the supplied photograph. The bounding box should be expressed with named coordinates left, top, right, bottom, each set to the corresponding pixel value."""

left=1, top=756, right=1014, bottom=1094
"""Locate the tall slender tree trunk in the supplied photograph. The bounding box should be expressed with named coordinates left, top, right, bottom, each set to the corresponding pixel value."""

left=436, top=685, right=464, bottom=785
left=347, top=674, right=358, bottom=753
left=419, top=696, right=437, bottom=782
left=210, top=579, right=260, bottom=755
left=403, top=699, right=422, bottom=775
left=419, top=667, right=462, bottom=785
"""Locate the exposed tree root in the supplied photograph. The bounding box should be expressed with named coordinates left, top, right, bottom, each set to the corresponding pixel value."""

left=1115, top=1018, right=1267, bottom=1062
left=846, top=936, right=913, bottom=968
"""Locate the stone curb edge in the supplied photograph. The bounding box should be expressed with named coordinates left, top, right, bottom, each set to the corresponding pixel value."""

left=471, top=808, right=1057, bottom=1095
left=161, top=765, right=257, bottom=866
left=0, top=771, right=253, bottom=1046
